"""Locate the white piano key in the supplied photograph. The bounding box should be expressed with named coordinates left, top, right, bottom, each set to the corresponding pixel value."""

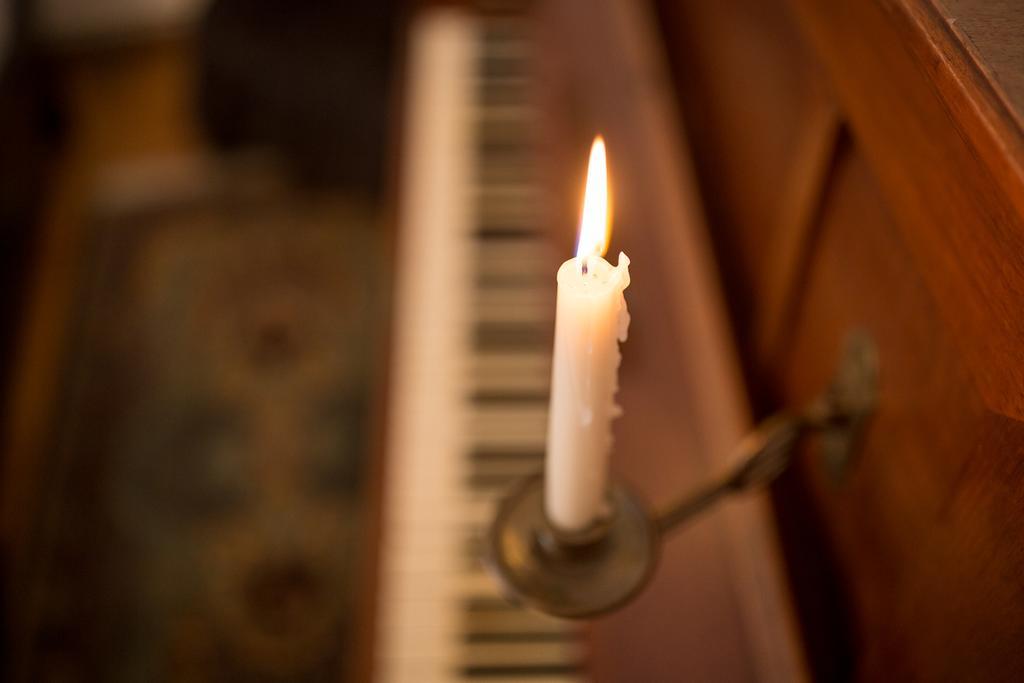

left=468, top=405, right=548, bottom=447
left=378, top=659, right=456, bottom=683
left=473, top=292, right=550, bottom=325
left=470, top=351, right=551, bottom=393
left=477, top=183, right=539, bottom=207
left=462, top=610, right=575, bottom=637
left=387, top=507, right=478, bottom=536
left=459, top=641, right=585, bottom=669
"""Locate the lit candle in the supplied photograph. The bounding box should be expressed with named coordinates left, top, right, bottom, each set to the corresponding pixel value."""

left=545, top=136, right=631, bottom=532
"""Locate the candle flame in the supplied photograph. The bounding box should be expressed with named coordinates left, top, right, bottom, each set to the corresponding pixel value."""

left=576, top=135, right=611, bottom=260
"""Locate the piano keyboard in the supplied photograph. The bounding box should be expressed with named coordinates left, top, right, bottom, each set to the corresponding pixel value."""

left=376, top=8, right=586, bottom=683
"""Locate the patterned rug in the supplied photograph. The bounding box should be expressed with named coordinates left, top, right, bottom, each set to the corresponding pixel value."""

left=12, top=159, right=382, bottom=682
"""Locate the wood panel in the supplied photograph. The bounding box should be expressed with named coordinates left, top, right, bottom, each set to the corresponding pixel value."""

left=786, top=0, right=1024, bottom=421
left=656, top=0, right=1024, bottom=679
left=783, top=142, right=1024, bottom=681
left=780, top=0, right=1024, bottom=678
left=654, top=0, right=841, bottom=385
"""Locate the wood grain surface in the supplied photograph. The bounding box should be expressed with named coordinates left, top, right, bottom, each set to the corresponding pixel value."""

left=656, top=0, right=1024, bottom=679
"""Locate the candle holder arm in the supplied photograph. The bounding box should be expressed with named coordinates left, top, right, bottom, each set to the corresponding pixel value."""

left=653, top=397, right=849, bottom=534
left=656, top=330, right=879, bottom=535
left=485, top=332, right=878, bottom=619
left=654, top=413, right=801, bottom=533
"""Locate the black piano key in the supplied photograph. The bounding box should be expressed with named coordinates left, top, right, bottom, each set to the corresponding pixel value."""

left=463, top=630, right=581, bottom=644
left=477, top=143, right=531, bottom=168
left=478, top=80, right=530, bottom=108
left=466, top=473, right=525, bottom=492
left=478, top=161, right=533, bottom=185
left=478, top=124, right=529, bottom=152
left=468, top=447, right=545, bottom=462
left=461, top=596, right=568, bottom=624
left=477, top=52, right=527, bottom=80
left=465, top=596, right=546, bottom=613
left=474, top=321, right=547, bottom=351
left=470, top=389, right=548, bottom=405
left=464, top=596, right=515, bottom=611
left=459, top=663, right=585, bottom=678
left=474, top=225, right=539, bottom=240
left=478, top=141, right=528, bottom=163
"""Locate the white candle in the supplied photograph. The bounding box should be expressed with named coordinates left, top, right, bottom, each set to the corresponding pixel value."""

left=545, top=136, right=631, bottom=532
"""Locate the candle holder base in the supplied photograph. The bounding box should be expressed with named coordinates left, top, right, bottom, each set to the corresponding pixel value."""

left=486, top=473, right=659, bottom=619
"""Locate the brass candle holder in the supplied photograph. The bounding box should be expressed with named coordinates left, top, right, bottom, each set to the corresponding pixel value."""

left=486, top=333, right=878, bottom=619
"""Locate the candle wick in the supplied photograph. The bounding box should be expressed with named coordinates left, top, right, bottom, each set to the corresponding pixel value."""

left=581, top=256, right=589, bottom=275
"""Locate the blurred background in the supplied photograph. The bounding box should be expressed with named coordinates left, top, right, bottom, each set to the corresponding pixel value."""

left=0, top=0, right=401, bottom=680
